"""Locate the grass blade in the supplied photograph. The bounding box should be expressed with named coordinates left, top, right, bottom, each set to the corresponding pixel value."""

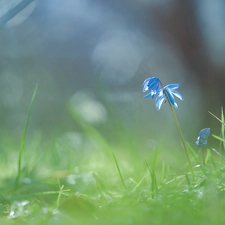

left=131, top=175, right=146, bottom=193
left=15, top=84, right=38, bottom=188
left=208, top=149, right=218, bottom=170
left=111, top=152, right=127, bottom=191
left=221, top=107, right=225, bottom=150
left=212, top=134, right=225, bottom=143
left=208, top=111, right=225, bottom=125
left=56, top=185, right=66, bottom=207
left=161, top=161, right=166, bottom=182
left=145, top=150, right=158, bottom=197
left=185, top=174, right=191, bottom=186
left=1, top=189, right=70, bottom=202
left=212, top=148, right=225, bottom=161
left=187, top=143, right=199, bottom=164
left=209, top=109, right=225, bottom=151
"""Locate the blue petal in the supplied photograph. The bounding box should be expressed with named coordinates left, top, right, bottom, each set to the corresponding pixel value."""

left=164, top=83, right=183, bottom=108
left=144, top=92, right=154, bottom=98
left=199, top=128, right=210, bottom=140
left=196, top=138, right=208, bottom=147
left=155, top=91, right=165, bottom=110
left=164, top=83, right=179, bottom=90
left=169, top=89, right=184, bottom=101
left=203, top=139, right=208, bottom=146
left=173, top=102, right=178, bottom=109
left=149, top=78, right=160, bottom=90
left=142, top=78, right=151, bottom=92
left=165, top=89, right=177, bottom=108
left=196, top=137, right=201, bottom=147
left=142, top=77, right=162, bottom=98
left=196, top=128, right=210, bottom=147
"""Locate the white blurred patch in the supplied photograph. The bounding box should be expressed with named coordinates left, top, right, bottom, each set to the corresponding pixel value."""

left=92, top=29, right=145, bottom=85
left=0, top=0, right=37, bottom=28
left=56, top=132, right=84, bottom=152
left=66, top=174, right=77, bottom=185
left=0, top=73, right=23, bottom=108
left=145, top=139, right=157, bottom=150
left=8, top=200, right=30, bottom=219
left=68, top=91, right=107, bottom=124
left=66, top=171, right=95, bottom=185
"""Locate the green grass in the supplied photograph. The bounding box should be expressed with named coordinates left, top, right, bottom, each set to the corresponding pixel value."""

left=1, top=94, right=225, bottom=225
left=15, top=84, right=39, bottom=188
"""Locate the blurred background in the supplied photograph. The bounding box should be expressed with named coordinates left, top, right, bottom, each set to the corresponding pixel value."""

left=0, top=0, right=225, bottom=154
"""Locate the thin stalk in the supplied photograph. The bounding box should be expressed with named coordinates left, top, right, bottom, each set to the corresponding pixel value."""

left=208, top=110, right=225, bottom=125
left=1, top=189, right=70, bottom=202
left=111, top=152, right=127, bottom=191
left=201, top=148, right=205, bottom=166
left=221, top=107, right=225, bottom=150
left=15, top=84, right=38, bottom=188
left=56, top=185, right=65, bottom=208
left=164, top=91, right=194, bottom=182
left=209, top=109, right=225, bottom=157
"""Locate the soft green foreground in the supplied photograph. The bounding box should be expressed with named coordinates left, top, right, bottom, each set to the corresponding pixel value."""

left=1, top=89, right=225, bottom=225
left=1, top=124, right=225, bottom=225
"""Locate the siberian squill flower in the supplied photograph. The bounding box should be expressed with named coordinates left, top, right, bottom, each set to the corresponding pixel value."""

left=196, top=128, right=210, bottom=147
left=142, top=77, right=161, bottom=99
left=142, top=77, right=192, bottom=175
left=155, top=84, right=184, bottom=111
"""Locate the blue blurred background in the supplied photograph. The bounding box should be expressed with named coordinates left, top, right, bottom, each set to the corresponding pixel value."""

left=0, top=0, right=225, bottom=150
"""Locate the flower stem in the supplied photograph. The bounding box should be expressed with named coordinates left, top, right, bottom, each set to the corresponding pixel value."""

left=164, top=91, right=194, bottom=182
left=201, top=147, right=205, bottom=166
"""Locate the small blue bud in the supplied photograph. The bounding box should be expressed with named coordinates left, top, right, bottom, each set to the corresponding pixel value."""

left=196, top=128, right=210, bottom=147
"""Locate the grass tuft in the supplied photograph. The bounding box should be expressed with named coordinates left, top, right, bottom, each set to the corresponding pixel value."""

left=145, top=150, right=158, bottom=197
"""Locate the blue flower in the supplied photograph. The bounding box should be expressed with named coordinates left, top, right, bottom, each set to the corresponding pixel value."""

left=155, top=84, right=184, bottom=111
left=142, top=77, right=161, bottom=99
left=196, top=128, right=210, bottom=147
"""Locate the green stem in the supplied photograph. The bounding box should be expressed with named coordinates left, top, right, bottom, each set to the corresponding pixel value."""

left=111, top=152, right=127, bottom=191
left=201, top=148, right=205, bottom=166
left=1, top=189, right=70, bottom=202
left=56, top=185, right=65, bottom=207
left=15, top=84, right=38, bottom=188
left=164, top=91, right=194, bottom=182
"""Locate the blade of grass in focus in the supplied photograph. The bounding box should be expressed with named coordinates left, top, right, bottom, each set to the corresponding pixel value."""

left=15, top=84, right=38, bottom=188
left=111, top=151, right=127, bottom=191
left=221, top=107, right=225, bottom=150
left=209, top=109, right=225, bottom=151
